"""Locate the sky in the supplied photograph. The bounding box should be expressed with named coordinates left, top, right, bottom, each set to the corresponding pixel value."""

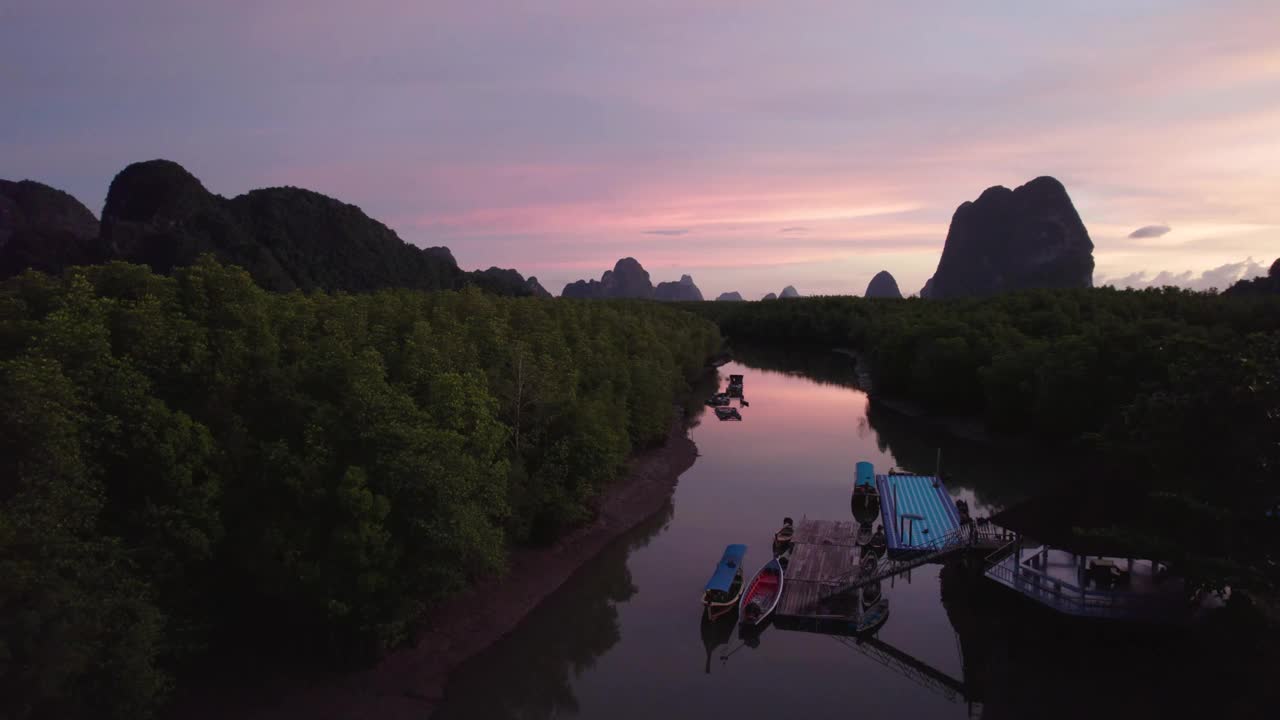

left=3, top=0, right=1278, bottom=298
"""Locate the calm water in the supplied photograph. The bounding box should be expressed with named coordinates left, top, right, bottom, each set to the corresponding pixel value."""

left=431, top=350, right=1259, bottom=720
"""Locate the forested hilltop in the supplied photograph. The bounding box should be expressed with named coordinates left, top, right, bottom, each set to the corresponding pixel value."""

left=0, top=162, right=550, bottom=297
left=0, top=259, right=720, bottom=719
left=694, top=290, right=1280, bottom=588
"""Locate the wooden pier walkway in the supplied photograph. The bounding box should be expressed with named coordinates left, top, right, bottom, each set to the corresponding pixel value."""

left=776, top=518, right=1010, bottom=625
left=776, top=519, right=861, bottom=622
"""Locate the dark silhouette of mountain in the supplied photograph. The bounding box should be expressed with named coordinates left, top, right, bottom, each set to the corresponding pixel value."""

left=715, top=291, right=744, bottom=301
left=98, top=160, right=462, bottom=292
left=920, top=176, right=1094, bottom=298
left=761, top=292, right=777, bottom=301
left=563, top=257, right=654, bottom=299
left=653, top=274, right=703, bottom=301
left=864, top=271, right=903, bottom=298
left=1223, top=257, right=1280, bottom=296
left=471, top=267, right=552, bottom=297
left=0, top=179, right=103, bottom=277
left=2, top=160, right=543, bottom=296
left=524, top=276, right=551, bottom=298
left=779, top=285, right=801, bottom=298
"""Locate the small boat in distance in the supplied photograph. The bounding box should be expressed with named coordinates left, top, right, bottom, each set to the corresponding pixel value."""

left=740, top=556, right=785, bottom=626
left=706, top=392, right=731, bottom=407
left=703, top=544, right=748, bottom=621
left=727, top=374, right=744, bottom=397
left=714, top=406, right=742, bottom=421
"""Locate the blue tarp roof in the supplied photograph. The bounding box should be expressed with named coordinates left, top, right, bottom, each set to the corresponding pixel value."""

left=856, top=461, right=875, bottom=488
left=877, top=474, right=961, bottom=554
left=705, top=544, right=748, bottom=592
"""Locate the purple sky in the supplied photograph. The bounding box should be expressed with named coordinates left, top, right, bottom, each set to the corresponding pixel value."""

left=4, top=0, right=1278, bottom=297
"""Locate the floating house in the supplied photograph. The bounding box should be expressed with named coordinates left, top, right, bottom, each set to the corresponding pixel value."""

left=983, top=496, right=1199, bottom=624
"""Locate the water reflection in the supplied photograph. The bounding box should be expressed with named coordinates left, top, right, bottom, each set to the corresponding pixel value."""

left=431, top=349, right=1272, bottom=720
left=732, top=342, right=1071, bottom=511
left=433, top=501, right=674, bottom=720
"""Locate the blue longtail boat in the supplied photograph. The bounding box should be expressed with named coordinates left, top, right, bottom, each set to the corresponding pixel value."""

left=702, top=544, right=748, bottom=621
left=852, top=460, right=881, bottom=518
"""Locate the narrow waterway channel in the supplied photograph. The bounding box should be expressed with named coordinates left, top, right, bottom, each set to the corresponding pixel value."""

left=431, top=350, right=1253, bottom=720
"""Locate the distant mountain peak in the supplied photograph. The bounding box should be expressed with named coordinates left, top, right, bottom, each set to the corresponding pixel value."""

left=563, top=258, right=703, bottom=301
left=655, top=272, right=703, bottom=301
left=921, top=175, right=1093, bottom=298
left=864, top=271, right=902, bottom=299
left=715, top=291, right=744, bottom=301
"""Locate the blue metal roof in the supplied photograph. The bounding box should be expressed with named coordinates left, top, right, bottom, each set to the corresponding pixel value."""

left=877, top=474, right=961, bottom=556
left=705, top=544, right=748, bottom=592
left=855, top=461, right=875, bottom=488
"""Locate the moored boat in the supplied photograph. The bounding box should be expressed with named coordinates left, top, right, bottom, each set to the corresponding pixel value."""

left=855, top=597, right=890, bottom=635
left=852, top=460, right=881, bottom=514
left=727, top=374, right=744, bottom=397
left=714, top=406, right=742, bottom=421
left=739, top=556, right=785, bottom=626
left=706, top=392, right=731, bottom=407
left=703, top=544, right=748, bottom=621
left=773, top=517, right=795, bottom=547
left=855, top=521, right=873, bottom=546
left=866, top=526, right=887, bottom=557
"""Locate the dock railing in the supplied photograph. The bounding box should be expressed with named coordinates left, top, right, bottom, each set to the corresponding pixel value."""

left=983, top=552, right=1188, bottom=622
left=818, top=521, right=1012, bottom=602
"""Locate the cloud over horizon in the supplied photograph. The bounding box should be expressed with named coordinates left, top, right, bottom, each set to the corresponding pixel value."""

left=1101, top=257, right=1269, bottom=292
left=1128, top=224, right=1172, bottom=239
left=2, top=0, right=1279, bottom=299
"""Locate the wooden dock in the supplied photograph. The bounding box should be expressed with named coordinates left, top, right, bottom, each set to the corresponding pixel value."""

left=776, top=519, right=864, bottom=627
left=776, top=517, right=1010, bottom=632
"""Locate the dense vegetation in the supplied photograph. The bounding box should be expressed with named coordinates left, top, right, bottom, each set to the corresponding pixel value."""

left=695, top=289, right=1280, bottom=587
left=0, top=259, right=719, bottom=719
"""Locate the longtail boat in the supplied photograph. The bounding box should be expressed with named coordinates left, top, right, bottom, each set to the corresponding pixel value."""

left=867, top=526, right=887, bottom=556
left=739, top=556, right=784, bottom=626
left=855, top=597, right=890, bottom=635
left=714, top=406, right=742, bottom=421
left=852, top=460, right=881, bottom=515
left=856, top=521, right=873, bottom=546
left=702, top=544, right=747, bottom=621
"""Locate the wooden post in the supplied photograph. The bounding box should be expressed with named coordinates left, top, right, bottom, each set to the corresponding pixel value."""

left=892, top=483, right=899, bottom=538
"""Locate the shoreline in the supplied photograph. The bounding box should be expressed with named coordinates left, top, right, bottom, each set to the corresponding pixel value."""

left=832, top=347, right=1020, bottom=449
left=177, top=410, right=700, bottom=720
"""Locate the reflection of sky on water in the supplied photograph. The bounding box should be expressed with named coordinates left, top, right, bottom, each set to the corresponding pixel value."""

left=433, top=351, right=1256, bottom=720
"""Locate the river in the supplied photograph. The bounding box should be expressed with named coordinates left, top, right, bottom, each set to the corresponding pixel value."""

left=430, top=349, right=1262, bottom=720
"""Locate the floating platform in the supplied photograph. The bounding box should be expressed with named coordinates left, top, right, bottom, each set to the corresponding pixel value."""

left=877, top=474, right=962, bottom=558
left=775, top=519, right=878, bottom=635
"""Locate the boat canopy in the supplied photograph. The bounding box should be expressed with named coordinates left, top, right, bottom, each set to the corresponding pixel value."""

left=856, top=461, right=875, bottom=488
left=704, top=544, right=748, bottom=592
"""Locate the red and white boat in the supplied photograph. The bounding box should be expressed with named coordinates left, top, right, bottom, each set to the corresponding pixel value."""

left=739, top=556, right=784, bottom=626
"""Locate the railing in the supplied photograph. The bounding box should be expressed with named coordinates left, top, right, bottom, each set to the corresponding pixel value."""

left=983, top=555, right=1187, bottom=622
left=820, top=523, right=1001, bottom=600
